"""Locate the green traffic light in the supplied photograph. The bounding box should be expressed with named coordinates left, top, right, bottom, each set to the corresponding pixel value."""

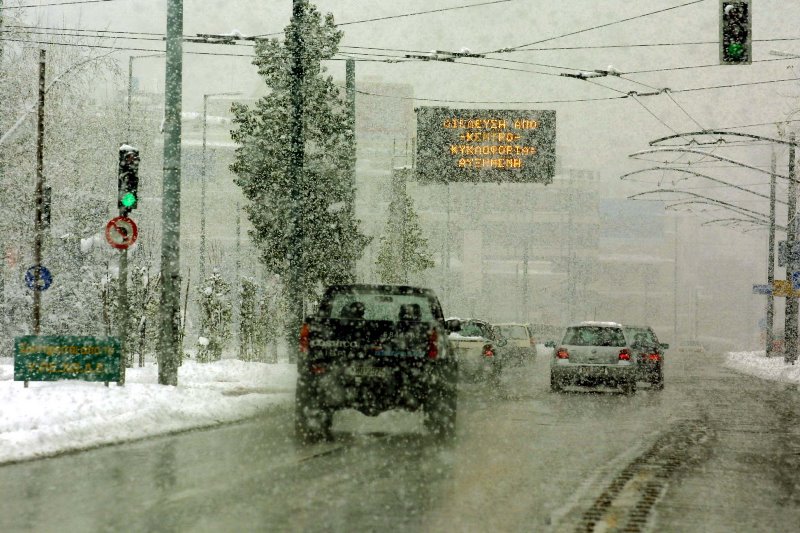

left=727, top=42, right=744, bottom=58
left=121, top=192, right=137, bottom=208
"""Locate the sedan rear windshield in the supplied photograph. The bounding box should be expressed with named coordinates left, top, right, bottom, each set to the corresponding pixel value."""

left=562, top=326, right=626, bottom=347
left=624, top=327, right=658, bottom=345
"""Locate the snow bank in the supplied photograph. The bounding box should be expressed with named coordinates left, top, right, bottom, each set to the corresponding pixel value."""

left=0, top=358, right=296, bottom=465
left=724, top=351, right=800, bottom=385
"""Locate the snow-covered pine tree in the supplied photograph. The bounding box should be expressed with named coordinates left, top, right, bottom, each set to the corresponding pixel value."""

left=257, top=280, right=285, bottom=363
left=196, top=269, right=232, bottom=362
left=375, top=168, right=435, bottom=284
left=230, top=1, right=370, bottom=359
left=238, top=277, right=259, bottom=361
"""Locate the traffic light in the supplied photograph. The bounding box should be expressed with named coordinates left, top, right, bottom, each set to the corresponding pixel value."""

left=117, top=145, right=140, bottom=216
left=720, top=0, right=751, bottom=65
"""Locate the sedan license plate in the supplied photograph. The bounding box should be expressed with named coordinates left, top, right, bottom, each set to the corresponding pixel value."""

left=350, top=365, right=391, bottom=379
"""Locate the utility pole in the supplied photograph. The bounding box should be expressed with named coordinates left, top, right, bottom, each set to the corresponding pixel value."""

left=522, top=239, right=529, bottom=323
left=200, top=95, right=209, bottom=289
left=766, top=150, right=777, bottom=356
left=1, top=0, right=6, bottom=326
left=33, top=50, right=46, bottom=335
left=673, top=215, right=678, bottom=345
left=287, top=0, right=306, bottom=356
left=786, top=133, right=799, bottom=364
left=127, top=56, right=134, bottom=142
left=345, top=58, right=356, bottom=281
left=158, top=0, right=183, bottom=386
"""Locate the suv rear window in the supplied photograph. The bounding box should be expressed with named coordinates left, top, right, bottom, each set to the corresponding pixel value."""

left=325, top=293, right=435, bottom=321
left=563, top=326, right=626, bottom=347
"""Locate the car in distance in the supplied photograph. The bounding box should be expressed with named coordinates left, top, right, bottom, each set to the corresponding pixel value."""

left=622, top=325, right=668, bottom=390
left=528, top=323, right=564, bottom=347
left=296, top=284, right=459, bottom=443
left=547, top=321, right=638, bottom=394
left=448, top=318, right=507, bottom=383
left=674, top=339, right=706, bottom=355
left=494, top=322, right=536, bottom=365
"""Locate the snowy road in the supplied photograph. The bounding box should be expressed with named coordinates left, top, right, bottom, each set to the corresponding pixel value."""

left=0, top=350, right=798, bottom=532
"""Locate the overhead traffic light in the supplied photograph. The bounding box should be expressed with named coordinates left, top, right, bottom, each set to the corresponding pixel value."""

left=720, top=0, right=751, bottom=65
left=117, top=145, right=140, bottom=216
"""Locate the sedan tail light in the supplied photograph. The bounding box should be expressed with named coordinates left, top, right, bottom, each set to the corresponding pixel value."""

left=299, top=323, right=310, bottom=354
left=482, top=344, right=495, bottom=357
left=647, top=353, right=661, bottom=362
left=556, top=347, right=569, bottom=359
left=427, top=329, right=439, bottom=359
left=618, top=348, right=631, bottom=361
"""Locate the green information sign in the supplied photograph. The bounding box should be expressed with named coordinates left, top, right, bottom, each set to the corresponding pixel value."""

left=14, top=336, right=122, bottom=384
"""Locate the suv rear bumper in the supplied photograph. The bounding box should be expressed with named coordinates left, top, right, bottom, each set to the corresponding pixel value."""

left=299, top=360, right=457, bottom=416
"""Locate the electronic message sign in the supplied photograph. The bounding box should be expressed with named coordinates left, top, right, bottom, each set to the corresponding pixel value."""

left=415, top=107, right=556, bottom=184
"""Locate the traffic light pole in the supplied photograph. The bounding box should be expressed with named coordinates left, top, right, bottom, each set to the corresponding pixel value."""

left=117, top=247, right=129, bottom=384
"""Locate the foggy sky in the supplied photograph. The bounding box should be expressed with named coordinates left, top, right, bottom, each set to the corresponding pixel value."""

left=20, top=0, right=799, bottom=345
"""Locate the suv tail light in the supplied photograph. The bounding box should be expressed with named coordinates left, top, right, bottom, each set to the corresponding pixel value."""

left=556, top=347, right=569, bottom=359
left=482, top=344, right=494, bottom=357
left=530, top=337, right=536, bottom=348
left=427, top=329, right=439, bottom=359
left=299, top=323, right=310, bottom=353
left=618, top=348, right=631, bottom=361
left=647, top=353, right=661, bottom=362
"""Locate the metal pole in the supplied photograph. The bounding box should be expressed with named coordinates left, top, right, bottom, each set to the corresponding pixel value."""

left=158, top=0, right=183, bottom=386
left=0, top=0, right=5, bottom=325
left=33, top=50, right=45, bottom=336
left=200, top=94, right=208, bottom=287
left=117, top=248, right=128, bottom=384
left=786, top=133, right=799, bottom=364
left=345, top=58, right=356, bottom=281
left=522, top=238, right=529, bottom=323
left=673, top=215, right=678, bottom=346
left=127, top=56, right=133, bottom=142
left=766, top=149, right=776, bottom=356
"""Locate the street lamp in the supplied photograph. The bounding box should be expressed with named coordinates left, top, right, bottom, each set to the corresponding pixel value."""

left=629, top=130, right=800, bottom=364
left=199, top=92, right=242, bottom=286
left=127, top=53, right=164, bottom=143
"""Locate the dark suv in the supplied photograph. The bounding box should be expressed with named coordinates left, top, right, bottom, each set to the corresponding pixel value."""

left=296, top=284, right=459, bottom=442
left=623, top=325, right=668, bottom=390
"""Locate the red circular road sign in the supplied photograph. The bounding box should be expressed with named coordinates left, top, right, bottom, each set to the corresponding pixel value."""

left=105, top=216, right=138, bottom=250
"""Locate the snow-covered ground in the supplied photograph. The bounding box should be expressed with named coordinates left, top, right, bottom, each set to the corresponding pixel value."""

left=0, top=350, right=797, bottom=466
left=0, top=357, right=297, bottom=465
left=724, top=350, right=800, bottom=384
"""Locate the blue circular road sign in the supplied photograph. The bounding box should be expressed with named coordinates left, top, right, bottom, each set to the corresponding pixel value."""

left=25, top=265, right=53, bottom=291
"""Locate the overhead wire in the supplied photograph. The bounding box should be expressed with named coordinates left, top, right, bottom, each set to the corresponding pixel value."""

left=250, top=0, right=518, bottom=38
left=2, top=0, right=117, bottom=8
left=484, top=0, right=708, bottom=54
